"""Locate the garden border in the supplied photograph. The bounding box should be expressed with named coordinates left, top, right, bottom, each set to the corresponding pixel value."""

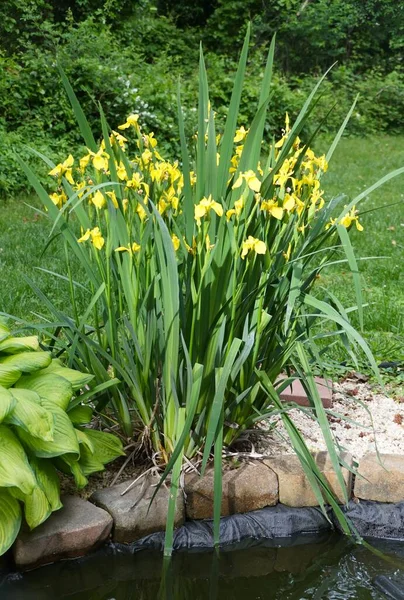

left=8, top=451, right=404, bottom=570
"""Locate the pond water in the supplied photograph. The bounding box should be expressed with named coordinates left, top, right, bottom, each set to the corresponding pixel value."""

left=1, top=533, right=404, bottom=600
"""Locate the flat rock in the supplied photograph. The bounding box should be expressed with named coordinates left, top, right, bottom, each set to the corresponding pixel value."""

left=90, top=475, right=185, bottom=543
left=278, top=376, right=333, bottom=408
left=355, top=454, right=404, bottom=502
left=13, top=495, right=112, bottom=569
left=184, top=461, right=278, bottom=520
left=264, top=452, right=353, bottom=507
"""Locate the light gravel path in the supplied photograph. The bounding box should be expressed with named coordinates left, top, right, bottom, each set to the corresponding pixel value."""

left=256, top=376, right=404, bottom=460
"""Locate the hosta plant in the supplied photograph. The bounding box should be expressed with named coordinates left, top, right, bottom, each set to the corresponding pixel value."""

left=19, top=27, right=404, bottom=554
left=0, top=320, right=124, bottom=556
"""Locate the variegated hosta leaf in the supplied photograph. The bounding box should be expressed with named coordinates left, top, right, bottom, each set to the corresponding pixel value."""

left=0, top=320, right=10, bottom=343
left=0, top=386, right=16, bottom=423
left=30, top=457, right=62, bottom=513
left=75, top=428, right=95, bottom=453
left=16, top=400, right=79, bottom=459
left=0, top=489, right=22, bottom=556
left=68, top=404, right=93, bottom=425
left=0, top=351, right=51, bottom=374
left=10, top=486, right=51, bottom=530
left=41, top=360, right=94, bottom=391
left=15, top=373, right=73, bottom=411
left=0, top=336, right=39, bottom=354
left=6, top=389, right=54, bottom=442
left=54, top=455, right=88, bottom=489
left=0, top=425, right=37, bottom=494
left=0, top=364, right=21, bottom=388
left=80, top=428, right=125, bottom=465
left=77, top=444, right=105, bottom=476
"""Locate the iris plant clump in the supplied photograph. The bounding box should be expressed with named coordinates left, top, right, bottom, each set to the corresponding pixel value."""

left=20, top=28, right=404, bottom=554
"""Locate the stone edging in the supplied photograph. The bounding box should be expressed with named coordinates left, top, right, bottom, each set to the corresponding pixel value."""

left=11, top=451, right=404, bottom=569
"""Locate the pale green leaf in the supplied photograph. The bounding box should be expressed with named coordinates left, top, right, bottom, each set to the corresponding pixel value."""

left=0, top=336, right=39, bottom=354
left=15, top=373, right=73, bottom=410
left=0, top=425, right=37, bottom=494
left=16, top=400, right=80, bottom=458
left=0, top=321, right=10, bottom=343
left=0, top=385, right=16, bottom=423
left=79, top=428, right=125, bottom=465
left=0, top=351, right=52, bottom=374
left=68, top=404, right=93, bottom=425
left=0, top=364, right=21, bottom=388
left=30, top=457, right=62, bottom=512
left=75, top=428, right=95, bottom=453
left=41, top=362, right=94, bottom=391
left=54, top=454, right=88, bottom=489
left=0, top=489, right=22, bottom=556
left=11, top=486, right=51, bottom=530
left=6, top=388, right=54, bottom=442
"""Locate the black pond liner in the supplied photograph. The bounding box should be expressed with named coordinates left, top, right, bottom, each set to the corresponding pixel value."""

left=1, top=501, right=404, bottom=599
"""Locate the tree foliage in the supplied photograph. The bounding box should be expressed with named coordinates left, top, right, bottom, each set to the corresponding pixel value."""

left=0, top=0, right=402, bottom=198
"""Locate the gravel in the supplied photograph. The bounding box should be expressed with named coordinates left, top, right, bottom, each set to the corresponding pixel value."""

left=256, top=377, right=404, bottom=460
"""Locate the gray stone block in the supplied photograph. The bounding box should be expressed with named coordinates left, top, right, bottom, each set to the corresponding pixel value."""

left=13, top=495, right=112, bottom=569
left=91, top=474, right=185, bottom=543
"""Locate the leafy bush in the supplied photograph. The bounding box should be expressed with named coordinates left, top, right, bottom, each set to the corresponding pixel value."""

left=0, top=320, right=124, bottom=556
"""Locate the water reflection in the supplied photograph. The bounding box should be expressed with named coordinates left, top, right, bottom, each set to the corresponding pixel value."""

left=1, top=534, right=404, bottom=600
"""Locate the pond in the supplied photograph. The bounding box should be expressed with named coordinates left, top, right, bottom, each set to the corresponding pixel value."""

left=1, top=533, right=404, bottom=600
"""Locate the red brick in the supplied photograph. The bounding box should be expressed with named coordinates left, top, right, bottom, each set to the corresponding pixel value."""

left=278, top=375, right=333, bottom=408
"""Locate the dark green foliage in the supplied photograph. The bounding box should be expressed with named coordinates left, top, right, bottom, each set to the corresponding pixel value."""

left=0, top=0, right=402, bottom=198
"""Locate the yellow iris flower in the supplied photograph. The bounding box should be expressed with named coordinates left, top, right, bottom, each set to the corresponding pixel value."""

left=241, top=236, right=267, bottom=259
left=78, top=227, right=105, bottom=250
left=116, top=162, right=128, bottom=181
left=226, top=198, right=244, bottom=220
left=232, top=170, right=261, bottom=193
left=261, top=199, right=284, bottom=220
left=194, top=195, right=223, bottom=226
left=118, top=114, right=140, bottom=130
left=115, top=242, right=141, bottom=254
left=91, top=190, right=106, bottom=210
left=339, top=206, right=364, bottom=231
left=171, top=234, right=180, bottom=252
left=110, top=130, right=127, bottom=150
left=49, top=155, right=75, bottom=184
left=234, top=126, right=248, bottom=143
left=49, top=191, right=67, bottom=208
left=106, top=191, right=119, bottom=208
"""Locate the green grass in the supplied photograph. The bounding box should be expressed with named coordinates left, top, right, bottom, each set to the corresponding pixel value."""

left=1, top=135, right=403, bottom=365
left=317, top=134, right=404, bottom=365
left=0, top=198, right=86, bottom=324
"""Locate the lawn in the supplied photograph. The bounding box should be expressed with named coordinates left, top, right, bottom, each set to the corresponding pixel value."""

left=1, top=134, right=403, bottom=365
left=317, top=134, right=404, bottom=365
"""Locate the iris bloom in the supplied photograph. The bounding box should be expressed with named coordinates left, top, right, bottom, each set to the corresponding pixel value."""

left=241, top=236, right=267, bottom=259
left=194, top=195, right=223, bottom=226
left=91, top=190, right=106, bottom=210
left=78, top=227, right=105, bottom=250
left=49, top=191, right=67, bottom=208
left=234, top=126, right=248, bottom=143
left=49, top=155, right=75, bottom=185
left=226, top=198, right=244, bottom=220
left=232, top=170, right=261, bottom=193
left=261, top=199, right=284, bottom=220
left=115, top=242, right=141, bottom=254
left=118, top=114, right=140, bottom=130
left=340, top=206, right=364, bottom=231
